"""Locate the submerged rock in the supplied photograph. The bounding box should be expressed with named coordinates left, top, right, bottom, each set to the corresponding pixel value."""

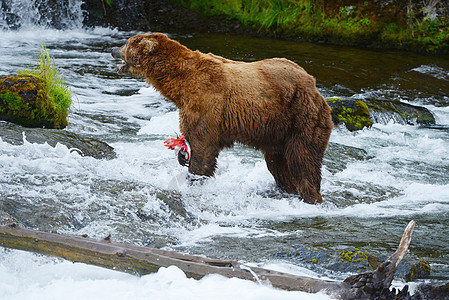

left=327, top=98, right=436, bottom=131
left=324, top=142, right=372, bottom=174
left=0, top=211, right=20, bottom=226
left=275, top=246, right=430, bottom=282
left=0, top=121, right=116, bottom=159
left=0, top=74, right=68, bottom=129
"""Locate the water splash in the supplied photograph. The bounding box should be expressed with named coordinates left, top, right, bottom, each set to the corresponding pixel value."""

left=411, top=64, right=449, bottom=81
left=0, top=0, right=84, bottom=30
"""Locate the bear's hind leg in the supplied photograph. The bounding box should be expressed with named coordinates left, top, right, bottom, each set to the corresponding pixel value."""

left=263, top=151, right=296, bottom=193
left=284, top=137, right=324, bottom=204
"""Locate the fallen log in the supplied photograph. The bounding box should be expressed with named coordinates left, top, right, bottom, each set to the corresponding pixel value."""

left=0, top=221, right=445, bottom=299
left=0, top=223, right=342, bottom=294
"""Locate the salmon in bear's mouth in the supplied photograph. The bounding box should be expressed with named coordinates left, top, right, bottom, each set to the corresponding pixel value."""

left=111, top=46, right=129, bottom=75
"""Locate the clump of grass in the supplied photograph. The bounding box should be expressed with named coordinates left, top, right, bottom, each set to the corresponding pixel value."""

left=18, top=44, right=72, bottom=125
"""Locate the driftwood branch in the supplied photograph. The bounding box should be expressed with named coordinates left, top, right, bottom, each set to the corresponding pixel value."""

left=342, top=220, right=416, bottom=299
left=1, top=220, right=445, bottom=299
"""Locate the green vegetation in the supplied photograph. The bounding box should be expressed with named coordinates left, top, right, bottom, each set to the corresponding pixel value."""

left=99, top=0, right=113, bottom=17
left=19, top=45, right=72, bottom=121
left=407, top=259, right=431, bottom=281
left=171, top=0, right=449, bottom=52
left=0, top=45, right=71, bottom=128
left=337, top=248, right=380, bottom=270
left=102, top=0, right=113, bottom=8
left=0, top=92, right=23, bottom=113
left=364, top=99, right=435, bottom=126
left=327, top=98, right=373, bottom=131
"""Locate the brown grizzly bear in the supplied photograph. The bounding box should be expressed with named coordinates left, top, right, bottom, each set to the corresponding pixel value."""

left=112, top=33, right=333, bottom=204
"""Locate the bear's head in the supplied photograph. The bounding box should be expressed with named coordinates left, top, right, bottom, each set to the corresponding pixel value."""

left=111, top=33, right=169, bottom=76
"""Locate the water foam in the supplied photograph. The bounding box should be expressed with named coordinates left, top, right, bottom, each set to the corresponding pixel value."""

left=411, top=64, right=449, bottom=81
left=0, top=249, right=330, bottom=300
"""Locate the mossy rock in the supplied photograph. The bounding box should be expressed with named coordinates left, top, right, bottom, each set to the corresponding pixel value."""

left=0, top=74, right=68, bottom=129
left=327, top=98, right=373, bottom=131
left=275, top=246, right=430, bottom=281
left=326, top=98, right=435, bottom=131
left=364, top=99, right=435, bottom=126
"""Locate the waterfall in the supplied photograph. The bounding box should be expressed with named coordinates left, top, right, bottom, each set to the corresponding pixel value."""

left=0, top=0, right=84, bottom=30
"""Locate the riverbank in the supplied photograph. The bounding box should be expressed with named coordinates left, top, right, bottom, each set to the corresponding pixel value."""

left=169, top=0, right=449, bottom=53
left=2, top=1, right=448, bottom=52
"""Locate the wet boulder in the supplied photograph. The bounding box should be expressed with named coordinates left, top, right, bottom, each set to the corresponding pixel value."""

left=0, top=121, right=116, bottom=159
left=275, top=246, right=430, bottom=282
left=327, top=98, right=436, bottom=131
left=0, top=74, right=68, bottom=129
left=364, top=98, right=436, bottom=126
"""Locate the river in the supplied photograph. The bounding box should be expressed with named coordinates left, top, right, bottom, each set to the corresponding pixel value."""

left=1, top=1, right=449, bottom=299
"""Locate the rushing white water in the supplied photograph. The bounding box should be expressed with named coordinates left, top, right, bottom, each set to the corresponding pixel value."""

left=0, top=0, right=83, bottom=29
left=0, top=249, right=334, bottom=300
left=1, top=2, right=449, bottom=298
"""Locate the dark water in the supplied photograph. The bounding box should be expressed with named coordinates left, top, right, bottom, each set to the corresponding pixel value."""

left=175, top=33, right=449, bottom=107
left=1, top=16, right=449, bottom=286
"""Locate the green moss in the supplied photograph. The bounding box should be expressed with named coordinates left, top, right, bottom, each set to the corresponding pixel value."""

left=337, top=248, right=380, bottom=271
left=0, top=92, right=24, bottom=113
left=363, top=99, right=435, bottom=126
left=0, top=74, right=50, bottom=127
left=406, top=259, right=431, bottom=281
left=326, top=98, right=373, bottom=131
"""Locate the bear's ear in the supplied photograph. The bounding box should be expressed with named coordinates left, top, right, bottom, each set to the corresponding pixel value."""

left=139, top=38, right=157, bottom=54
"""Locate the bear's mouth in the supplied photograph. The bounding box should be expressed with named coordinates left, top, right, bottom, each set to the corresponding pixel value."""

left=117, top=60, right=130, bottom=75
left=112, top=46, right=129, bottom=75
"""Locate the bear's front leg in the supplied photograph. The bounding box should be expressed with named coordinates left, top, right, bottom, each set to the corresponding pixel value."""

left=186, top=138, right=220, bottom=177
left=179, top=109, right=223, bottom=177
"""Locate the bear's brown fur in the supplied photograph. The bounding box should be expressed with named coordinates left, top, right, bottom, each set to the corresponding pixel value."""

left=112, top=33, right=333, bottom=204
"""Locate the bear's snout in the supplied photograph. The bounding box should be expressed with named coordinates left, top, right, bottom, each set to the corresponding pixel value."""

left=111, top=46, right=130, bottom=75
left=111, top=47, right=124, bottom=60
